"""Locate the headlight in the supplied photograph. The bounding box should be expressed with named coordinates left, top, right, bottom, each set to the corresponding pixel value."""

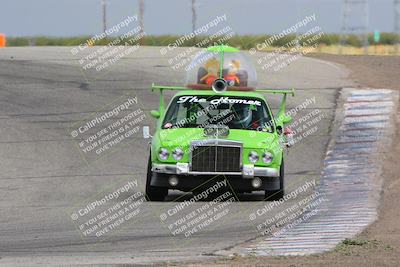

left=262, top=151, right=273, bottom=164
left=158, top=148, right=169, bottom=160
left=172, top=148, right=184, bottom=160
left=248, top=151, right=259, bottom=164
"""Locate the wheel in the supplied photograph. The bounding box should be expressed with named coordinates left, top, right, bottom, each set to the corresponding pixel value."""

left=265, top=159, right=284, bottom=201
left=145, top=156, right=168, bottom=201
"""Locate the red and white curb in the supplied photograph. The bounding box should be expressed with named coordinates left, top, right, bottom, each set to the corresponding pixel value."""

left=221, top=88, right=398, bottom=256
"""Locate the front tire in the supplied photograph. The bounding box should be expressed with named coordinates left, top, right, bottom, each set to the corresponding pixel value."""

left=265, top=159, right=284, bottom=201
left=145, top=156, right=168, bottom=201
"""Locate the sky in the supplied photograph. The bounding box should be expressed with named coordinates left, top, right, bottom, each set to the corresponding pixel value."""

left=0, top=0, right=396, bottom=37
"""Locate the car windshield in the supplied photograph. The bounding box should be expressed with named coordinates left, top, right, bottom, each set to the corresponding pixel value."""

left=162, top=95, right=273, bottom=131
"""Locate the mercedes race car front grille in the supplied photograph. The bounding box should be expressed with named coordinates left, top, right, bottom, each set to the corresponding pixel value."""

left=191, top=145, right=241, bottom=173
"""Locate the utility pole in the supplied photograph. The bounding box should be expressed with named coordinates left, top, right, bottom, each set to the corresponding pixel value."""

left=340, top=0, right=369, bottom=55
left=138, top=0, right=144, bottom=45
left=191, top=0, right=197, bottom=45
left=395, top=0, right=400, bottom=54
left=101, top=0, right=107, bottom=33
left=191, top=0, right=197, bottom=33
left=294, top=0, right=301, bottom=51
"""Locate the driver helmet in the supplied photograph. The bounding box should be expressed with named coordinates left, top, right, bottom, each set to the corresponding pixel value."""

left=230, top=103, right=252, bottom=128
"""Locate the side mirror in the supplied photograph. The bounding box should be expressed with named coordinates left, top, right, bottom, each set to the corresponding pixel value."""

left=150, top=110, right=160, bottom=119
left=143, top=126, right=152, bottom=139
left=276, top=125, right=283, bottom=135
left=281, top=115, right=292, bottom=124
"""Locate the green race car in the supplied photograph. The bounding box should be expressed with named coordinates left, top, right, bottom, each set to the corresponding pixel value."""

left=143, top=45, right=294, bottom=201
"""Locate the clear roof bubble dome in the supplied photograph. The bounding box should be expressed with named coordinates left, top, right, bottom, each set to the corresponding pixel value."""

left=185, top=45, right=257, bottom=91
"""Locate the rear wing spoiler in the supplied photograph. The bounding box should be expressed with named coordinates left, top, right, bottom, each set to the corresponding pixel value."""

left=256, top=88, right=295, bottom=125
left=152, top=84, right=295, bottom=95
left=151, top=84, right=188, bottom=113
left=152, top=83, right=295, bottom=95
left=151, top=84, right=189, bottom=92
left=151, top=84, right=295, bottom=121
left=255, top=88, right=295, bottom=97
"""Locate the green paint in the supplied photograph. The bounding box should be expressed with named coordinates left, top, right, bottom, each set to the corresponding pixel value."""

left=374, top=30, right=380, bottom=43
left=207, top=45, right=239, bottom=53
left=219, top=51, right=224, bottom=79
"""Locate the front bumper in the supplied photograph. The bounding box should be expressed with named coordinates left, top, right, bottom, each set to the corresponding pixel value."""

left=152, top=163, right=279, bottom=178
left=150, top=163, right=281, bottom=191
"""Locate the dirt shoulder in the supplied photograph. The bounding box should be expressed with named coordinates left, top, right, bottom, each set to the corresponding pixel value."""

left=311, top=54, right=400, bottom=91
left=180, top=54, right=400, bottom=267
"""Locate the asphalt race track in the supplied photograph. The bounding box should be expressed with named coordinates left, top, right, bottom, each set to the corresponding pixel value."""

left=0, top=47, right=353, bottom=265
